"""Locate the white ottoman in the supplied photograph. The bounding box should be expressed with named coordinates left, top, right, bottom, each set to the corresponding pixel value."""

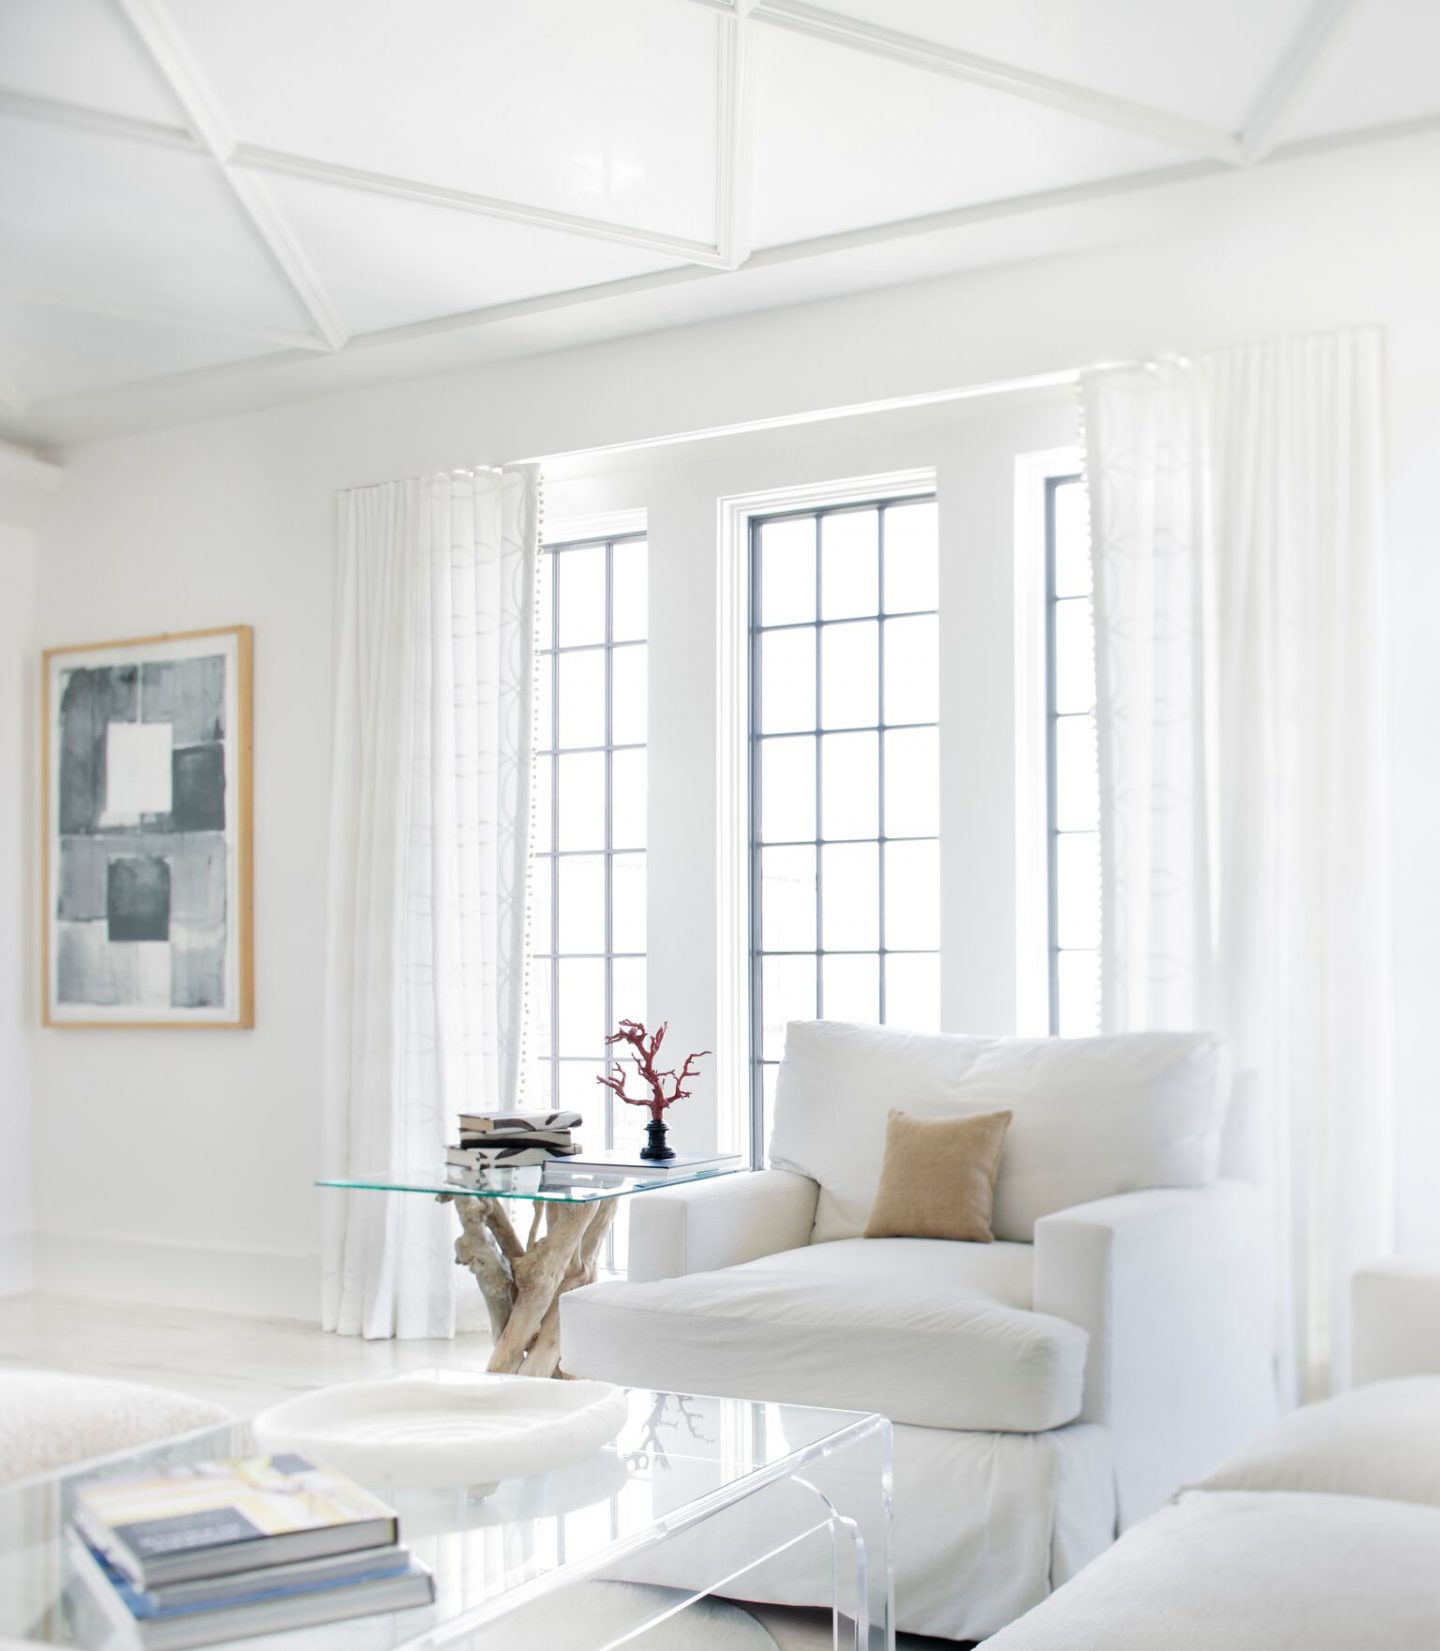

left=0, top=1369, right=230, bottom=1483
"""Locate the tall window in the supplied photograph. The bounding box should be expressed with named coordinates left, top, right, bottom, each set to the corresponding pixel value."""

left=1045, top=475, right=1100, bottom=1035
left=750, top=496, right=941, bottom=1144
left=532, top=531, right=648, bottom=1151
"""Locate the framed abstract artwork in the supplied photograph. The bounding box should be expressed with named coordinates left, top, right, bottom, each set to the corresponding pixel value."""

left=42, top=626, right=254, bottom=1028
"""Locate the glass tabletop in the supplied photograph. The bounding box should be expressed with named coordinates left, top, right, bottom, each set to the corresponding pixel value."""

left=317, top=1161, right=746, bottom=1204
left=0, top=1378, right=892, bottom=1651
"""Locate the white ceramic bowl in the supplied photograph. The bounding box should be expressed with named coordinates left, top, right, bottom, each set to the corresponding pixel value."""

left=253, top=1372, right=629, bottom=1491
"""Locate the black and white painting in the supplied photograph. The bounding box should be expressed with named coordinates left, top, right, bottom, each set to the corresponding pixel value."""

left=43, top=626, right=253, bottom=1027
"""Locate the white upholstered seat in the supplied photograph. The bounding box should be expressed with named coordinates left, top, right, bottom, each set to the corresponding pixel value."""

left=565, top=1236, right=1086, bottom=1432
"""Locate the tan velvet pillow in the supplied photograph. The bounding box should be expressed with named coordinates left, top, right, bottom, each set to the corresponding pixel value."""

left=863, top=1108, right=1013, bottom=1243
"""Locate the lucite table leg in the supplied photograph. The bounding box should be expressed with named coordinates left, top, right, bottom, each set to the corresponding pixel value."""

left=441, top=1194, right=618, bottom=1377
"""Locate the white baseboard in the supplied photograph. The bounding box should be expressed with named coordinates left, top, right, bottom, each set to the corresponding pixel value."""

left=32, top=1233, right=320, bottom=1322
left=0, top=1230, right=34, bottom=1296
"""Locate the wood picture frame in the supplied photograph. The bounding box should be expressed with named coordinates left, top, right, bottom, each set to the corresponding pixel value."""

left=41, top=625, right=254, bottom=1028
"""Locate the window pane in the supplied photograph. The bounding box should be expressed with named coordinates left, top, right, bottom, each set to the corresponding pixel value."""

left=884, top=952, right=940, bottom=1032
left=1056, top=832, right=1101, bottom=949
left=820, top=731, right=878, bottom=840
left=535, top=655, right=554, bottom=751
left=611, top=644, right=646, bottom=746
left=533, top=757, right=553, bottom=852
left=762, top=953, right=816, bottom=1060
left=557, top=751, right=605, bottom=850
left=761, top=1063, right=779, bottom=1148
left=536, top=554, right=555, bottom=647
left=759, top=627, right=816, bottom=733
left=883, top=614, right=938, bottom=725
left=820, top=509, right=878, bottom=620
left=884, top=726, right=939, bottom=838
left=761, top=735, right=815, bottom=842
left=558, top=1060, right=603, bottom=1108
left=823, top=952, right=879, bottom=1025
left=761, top=845, right=816, bottom=952
left=612, top=748, right=645, bottom=850
left=1054, top=714, right=1099, bottom=832
left=759, top=517, right=815, bottom=627
left=611, top=853, right=646, bottom=954
left=1053, top=484, right=1092, bottom=598
left=532, top=1052, right=554, bottom=1107
left=557, top=958, right=605, bottom=1055
left=1057, top=951, right=1101, bottom=1036
left=611, top=538, right=647, bottom=641
left=557, top=854, right=604, bottom=954
left=1053, top=599, right=1095, bottom=714
left=883, top=500, right=939, bottom=612
left=557, top=544, right=606, bottom=646
left=531, top=854, right=552, bottom=948
left=557, top=647, right=605, bottom=748
left=885, top=839, right=939, bottom=951
left=610, top=956, right=647, bottom=1026
left=821, top=620, right=878, bottom=730
left=821, top=841, right=878, bottom=951
left=530, top=956, right=553, bottom=1056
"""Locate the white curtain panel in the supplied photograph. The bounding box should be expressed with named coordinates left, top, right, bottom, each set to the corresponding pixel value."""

left=323, top=465, right=540, bottom=1339
left=1083, top=330, right=1394, bottom=1398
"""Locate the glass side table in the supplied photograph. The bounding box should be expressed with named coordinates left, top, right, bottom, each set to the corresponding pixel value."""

left=318, top=1163, right=746, bottom=1377
left=0, top=1381, right=894, bottom=1651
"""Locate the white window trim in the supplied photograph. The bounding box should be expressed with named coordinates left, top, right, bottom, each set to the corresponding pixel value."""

left=717, top=468, right=936, bottom=1164
left=1013, top=446, right=1081, bottom=1037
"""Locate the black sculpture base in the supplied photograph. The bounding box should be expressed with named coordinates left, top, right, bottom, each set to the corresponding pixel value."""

left=640, top=1117, right=676, bottom=1161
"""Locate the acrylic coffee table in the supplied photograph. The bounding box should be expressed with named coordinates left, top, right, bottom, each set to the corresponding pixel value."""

left=318, top=1163, right=744, bottom=1377
left=0, top=1380, right=894, bottom=1651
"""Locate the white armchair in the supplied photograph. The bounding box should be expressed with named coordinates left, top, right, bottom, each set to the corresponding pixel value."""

left=561, top=1021, right=1277, bottom=1641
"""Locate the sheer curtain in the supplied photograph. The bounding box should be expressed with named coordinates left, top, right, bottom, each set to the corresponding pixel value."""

left=1083, top=330, right=1394, bottom=1398
left=323, top=465, right=540, bottom=1339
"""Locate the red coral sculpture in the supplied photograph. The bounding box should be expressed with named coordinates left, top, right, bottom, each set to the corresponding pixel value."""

left=597, top=1020, right=710, bottom=1123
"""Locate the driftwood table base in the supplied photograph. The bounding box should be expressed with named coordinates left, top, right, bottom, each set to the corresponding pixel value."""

left=440, top=1194, right=618, bottom=1377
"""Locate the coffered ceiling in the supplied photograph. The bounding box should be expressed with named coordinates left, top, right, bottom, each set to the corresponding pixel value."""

left=0, top=0, right=1435, bottom=444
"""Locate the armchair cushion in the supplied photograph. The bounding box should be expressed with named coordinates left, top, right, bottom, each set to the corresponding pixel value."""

left=769, top=1020, right=1232, bottom=1243
left=561, top=1236, right=1087, bottom=1431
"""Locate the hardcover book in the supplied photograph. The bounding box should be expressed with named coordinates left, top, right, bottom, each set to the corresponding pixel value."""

left=74, top=1455, right=398, bottom=1588
left=456, top=1110, right=583, bottom=1134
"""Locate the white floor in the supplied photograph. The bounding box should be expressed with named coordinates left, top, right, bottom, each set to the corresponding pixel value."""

left=0, top=1293, right=956, bottom=1650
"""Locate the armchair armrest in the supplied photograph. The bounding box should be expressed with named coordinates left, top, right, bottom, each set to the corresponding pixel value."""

left=626, top=1169, right=818, bottom=1283
left=1034, top=1180, right=1276, bottom=1527
left=1351, top=1258, right=1440, bottom=1385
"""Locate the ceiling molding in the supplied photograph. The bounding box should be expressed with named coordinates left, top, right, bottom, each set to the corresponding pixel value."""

left=722, top=0, right=1245, bottom=163
left=112, top=0, right=350, bottom=351
left=234, top=145, right=726, bottom=268
left=0, top=376, right=30, bottom=419
left=0, top=85, right=199, bottom=153
left=1239, top=0, right=1362, bottom=162
left=715, top=7, right=758, bottom=268
left=0, top=285, right=329, bottom=352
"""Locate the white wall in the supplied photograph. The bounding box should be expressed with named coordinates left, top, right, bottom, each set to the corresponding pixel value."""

left=0, top=446, right=59, bottom=1294
left=25, top=125, right=1440, bottom=1314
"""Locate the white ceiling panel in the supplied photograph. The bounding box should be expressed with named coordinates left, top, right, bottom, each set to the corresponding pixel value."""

left=1271, top=0, right=1440, bottom=145
left=163, top=0, right=720, bottom=242
left=0, top=296, right=272, bottom=403
left=0, top=113, right=312, bottom=337
left=807, top=0, right=1315, bottom=132
left=0, top=0, right=183, bottom=123
left=256, top=169, right=686, bottom=335
left=752, top=22, right=1187, bottom=249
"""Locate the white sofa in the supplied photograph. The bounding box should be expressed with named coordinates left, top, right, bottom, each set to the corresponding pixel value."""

left=984, top=1262, right=1440, bottom=1650
left=560, top=1020, right=1278, bottom=1641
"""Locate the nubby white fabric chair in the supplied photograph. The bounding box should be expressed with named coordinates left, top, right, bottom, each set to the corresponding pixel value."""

left=561, top=1022, right=1277, bottom=1641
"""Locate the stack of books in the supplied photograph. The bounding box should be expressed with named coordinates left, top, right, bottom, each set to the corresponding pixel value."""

left=69, top=1453, right=433, bottom=1649
left=445, top=1109, right=583, bottom=1186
